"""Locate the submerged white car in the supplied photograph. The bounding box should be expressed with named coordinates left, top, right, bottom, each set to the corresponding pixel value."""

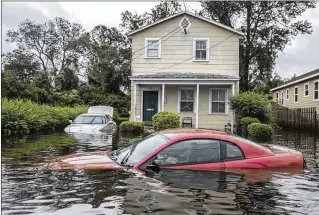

left=64, top=106, right=117, bottom=133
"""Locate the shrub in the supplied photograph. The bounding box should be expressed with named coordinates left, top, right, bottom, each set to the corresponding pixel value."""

left=119, top=121, right=144, bottom=136
left=248, top=122, right=273, bottom=142
left=152, top=111, right=180, bottom=131
left=229, top=91, right=273, bottom=123
left=1, top=98, right=88, bottom=136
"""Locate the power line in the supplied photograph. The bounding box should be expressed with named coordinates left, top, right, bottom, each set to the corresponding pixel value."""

left=150, top=33, right=236, bottom=73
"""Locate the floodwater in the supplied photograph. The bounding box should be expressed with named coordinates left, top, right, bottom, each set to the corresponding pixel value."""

left=2, top=130, right=319, bottom=215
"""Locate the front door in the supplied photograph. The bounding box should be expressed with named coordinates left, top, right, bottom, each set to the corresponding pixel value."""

left=143, top=91, right=158, bottom=121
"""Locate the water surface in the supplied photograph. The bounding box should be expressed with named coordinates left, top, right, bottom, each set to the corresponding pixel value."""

left=2, top=130, right=319, bottom=215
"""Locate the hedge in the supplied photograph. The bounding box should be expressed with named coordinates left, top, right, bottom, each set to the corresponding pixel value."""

left=152, top=111, right=180, bottom=131
left=1, top=98, right=88, bottom=136
left=240, top=117, right=260, bottom=136
left=247, top=122, right=273, bottom=142
left=119, top=121, right=144, bottom=136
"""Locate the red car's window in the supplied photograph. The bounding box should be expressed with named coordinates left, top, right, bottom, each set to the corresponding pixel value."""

left=153, top=139, right=221, bottom=166
left=220, top=141, right=245, bottom=161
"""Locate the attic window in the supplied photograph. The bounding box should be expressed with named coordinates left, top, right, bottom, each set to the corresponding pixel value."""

left=179, top=16, right=191, bottom=34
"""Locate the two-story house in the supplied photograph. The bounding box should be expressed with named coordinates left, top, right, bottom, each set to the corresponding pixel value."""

left=270, top=68, right=319, bottom=111
left=128, top=11, right=244, bottom=131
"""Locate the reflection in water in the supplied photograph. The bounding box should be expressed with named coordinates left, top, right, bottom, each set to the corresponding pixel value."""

left=1, top=130, right=319, bottom=215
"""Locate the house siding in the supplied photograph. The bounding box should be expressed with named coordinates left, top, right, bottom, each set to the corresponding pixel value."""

left=272, top=76, right=319, bottom=111
left=131, top=14, right=240, bottom=77
left=132, top=84, right=235, bottom=131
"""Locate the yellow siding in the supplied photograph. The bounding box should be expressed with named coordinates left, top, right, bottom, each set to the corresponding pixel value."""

left=131, top=14, right=241, bottom=77
left=272, top=76, right=319, bottom=112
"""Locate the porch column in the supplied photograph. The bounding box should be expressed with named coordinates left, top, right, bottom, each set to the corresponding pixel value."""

left=196, top=83, right=199, bottom=128
left=133, top=82, right=137, bottom=121
left=162, top=84, right=165, bottom=111
left=231, top=82, right=235, bottom=133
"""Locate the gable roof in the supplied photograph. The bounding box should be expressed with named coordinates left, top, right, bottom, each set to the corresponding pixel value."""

left=127, top=11, right=245, bottom=37
left=270, top=68, right=319, bottom=92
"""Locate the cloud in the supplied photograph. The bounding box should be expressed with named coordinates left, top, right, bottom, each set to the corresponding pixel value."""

left=275, top=7, right=319, bottom=78
left=2, top=2, right=70, bottom=53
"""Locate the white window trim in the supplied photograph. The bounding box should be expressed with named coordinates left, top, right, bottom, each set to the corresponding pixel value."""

left=286, top=88, right=289, bottom=100
left=281, top=90, right=285, bottom=106
left=193, top=38, right=210, bottom=62
left=304, top=83, right=309, bottom=97
left=178, top=87, right=196, bottom=113
left=208, top=88, right=228, bottom=115
left=294, top=86, right=299, bottom=103
left=314, top=80, right=319, bottom=101
left=145, top=38, right=161, bottom=59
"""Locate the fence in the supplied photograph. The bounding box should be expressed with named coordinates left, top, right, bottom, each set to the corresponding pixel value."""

left=272, top=102, right=318, bottom=131
left=272, top=102, right=319, bottom=131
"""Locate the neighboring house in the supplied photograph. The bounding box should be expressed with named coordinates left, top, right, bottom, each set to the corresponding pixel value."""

left=128, top=11, right=244, bottom=131
left=270, top=68, right=319, bottom=111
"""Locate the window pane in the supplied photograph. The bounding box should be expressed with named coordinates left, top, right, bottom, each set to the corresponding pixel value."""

left=156, top=139, right=220, bottom=165
left=222, top=141, right=244, bottom=160
left=315, top=82, right=319, bottom=90
left=212, top=90, right=218, bottom=101
left=315, top=91, right=319, bottom=100
left=212, top=102, right=226, bottom=113
left=219, top=90, right=226, bottom=101
left=219, top=103, right=226, bottom=113
left=295, top=95, right=298, bottom=102
left=148, top=40, right=158, bottom=49
left=147, top=49, right=158, bottom=57
left=181, top=102, right=193, bottom=112
left=181, top=90, right=194, bottom=101
left=295, top=88, right=298, bottom=94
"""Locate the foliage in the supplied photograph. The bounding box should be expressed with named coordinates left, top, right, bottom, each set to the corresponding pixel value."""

left=248, top=122, right=273, bottom=142
left=200, top=1, right=316, bottom=91
left=1, top=98, right=88, bottom=136
left=152, top=111, right=180, bottom=131
left=119, top=121, right=144, bottom=136
left=239, top=117, right=260, bottom=136
left=229, top=92, right=273, bottom=123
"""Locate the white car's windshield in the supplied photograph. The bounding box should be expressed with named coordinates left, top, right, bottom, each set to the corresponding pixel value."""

left=73, top=115, right=106, bottom=124
left=116, top=133, right=169, bottom=166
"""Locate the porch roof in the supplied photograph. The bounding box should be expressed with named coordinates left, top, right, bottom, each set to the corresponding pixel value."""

left=129, top=72, right=239, bottom=81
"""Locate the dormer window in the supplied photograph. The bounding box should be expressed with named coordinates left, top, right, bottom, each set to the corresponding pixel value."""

left=179, top=16, right=191, bottom=34
left=145, top=38, right=161, bottom=58
left=193, top=38, right=209, bottom=61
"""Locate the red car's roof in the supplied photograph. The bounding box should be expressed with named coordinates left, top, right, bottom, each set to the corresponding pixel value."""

left=159, top=128, right=227, bottom=139
left=158, top=128, right=274, bottom=159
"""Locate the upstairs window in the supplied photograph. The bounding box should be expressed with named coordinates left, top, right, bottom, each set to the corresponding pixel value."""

left=314, top=81, right=319, bottom=100
left=193, top=38, right=209, bottom=61
left=286, top=89, right=289, bottom=100
left=294, top=87, right=299, bottom=103
left=304, top=83, right=309, bottom=97
left=179, top=89, right=195, bottom=112
left=145, top=38, right=161, bottom=58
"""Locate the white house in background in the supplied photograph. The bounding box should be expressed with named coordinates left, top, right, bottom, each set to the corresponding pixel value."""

left=128, top=11, right=244, bottom=132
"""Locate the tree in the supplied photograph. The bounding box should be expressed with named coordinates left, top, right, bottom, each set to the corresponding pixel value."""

left=200, top=1, right=316, bottom=91
left=5, top=17, right=85, bottom=83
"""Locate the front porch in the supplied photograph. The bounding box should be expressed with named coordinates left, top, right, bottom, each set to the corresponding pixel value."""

left=129, top=73, right=239, bottom=132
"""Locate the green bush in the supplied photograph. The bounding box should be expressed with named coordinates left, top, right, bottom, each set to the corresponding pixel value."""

left=239, top=117, right=260, bottom=136
left=229, top=91, right=273, bottom=123
left=119, top=121, right=144, bottom=136
left=248, top=122, right=273, bottom=142
left=152, top=111, right=180, bottom=131
left=1, top=98, right=88, bottom=136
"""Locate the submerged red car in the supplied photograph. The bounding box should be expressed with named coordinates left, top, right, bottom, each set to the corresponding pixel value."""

left=47, top=128, right=305, bottom=171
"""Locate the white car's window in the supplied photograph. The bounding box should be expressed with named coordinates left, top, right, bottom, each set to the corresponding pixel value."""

left=73, top=115, right=105, bottom=124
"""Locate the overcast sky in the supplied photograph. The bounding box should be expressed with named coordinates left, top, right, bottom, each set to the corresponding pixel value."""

left=2, top=1, right=319, bottom=79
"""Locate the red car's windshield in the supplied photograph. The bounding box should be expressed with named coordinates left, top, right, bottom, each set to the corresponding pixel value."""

left=120, top=133, right=169, bottom=166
